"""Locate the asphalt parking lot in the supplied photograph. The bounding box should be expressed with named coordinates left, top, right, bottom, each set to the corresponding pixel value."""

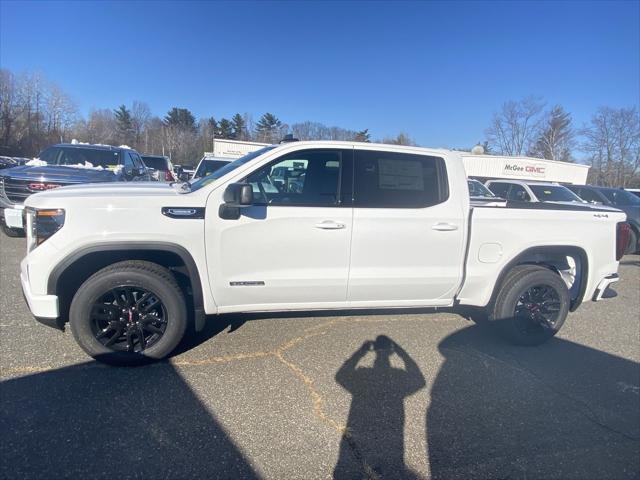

left=1, top=234, right=639, bottom=480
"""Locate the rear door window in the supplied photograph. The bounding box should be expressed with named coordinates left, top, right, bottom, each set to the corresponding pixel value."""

left=507, top=184, right=531, bottom=201
left=353, top=150, right=447, bottom=208
left=487, top=182, right=510, bottom=198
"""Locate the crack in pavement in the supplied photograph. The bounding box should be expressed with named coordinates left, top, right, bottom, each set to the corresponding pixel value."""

left=0, top=315, right=434, bottom=479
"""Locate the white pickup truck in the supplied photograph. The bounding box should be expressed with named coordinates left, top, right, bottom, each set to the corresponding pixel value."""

left=19, top=141, right=630, bottom=365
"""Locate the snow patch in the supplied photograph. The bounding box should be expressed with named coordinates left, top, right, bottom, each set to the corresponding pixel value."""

left=119, top=144, right=131, bottom=149
left=26, top=158, right=48, bottom=166
left=60, top=161, right=105, bottom=170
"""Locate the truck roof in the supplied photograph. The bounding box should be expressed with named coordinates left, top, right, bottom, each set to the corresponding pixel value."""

left=53, top=142, right=134, bottom=152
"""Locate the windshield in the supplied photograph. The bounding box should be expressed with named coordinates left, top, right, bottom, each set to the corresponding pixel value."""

left=190, top=146, right=277, bottom=192
left=601, top=189, right=640, bottom=206
left=195, top=159, right=231, bottom=179
left=529, top=185, right=583, bottom=202
left=468, top=180, right=496, bottom=198
left=141, top=156, right=168, bottom=171
left=39, top=146, right=121, bottom=169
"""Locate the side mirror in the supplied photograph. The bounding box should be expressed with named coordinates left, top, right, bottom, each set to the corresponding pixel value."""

left=223, top=183, right=253, bottom=207
left=179, top=172, right=190, bottom=182
left=219, top=183, right=253, bottom=220
left=135, top=167, right=146, bottom=176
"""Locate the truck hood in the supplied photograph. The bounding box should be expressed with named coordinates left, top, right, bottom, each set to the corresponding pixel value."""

left=1, top=165, right=117, bottom=183
left=25, top=181, right=181, bottom=203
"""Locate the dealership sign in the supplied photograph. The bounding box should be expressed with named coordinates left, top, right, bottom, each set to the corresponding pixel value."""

left=503, top=163, right=546, bottom=178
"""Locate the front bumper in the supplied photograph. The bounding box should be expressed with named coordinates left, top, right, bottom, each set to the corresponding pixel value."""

left=20, top=258, right=59, bottom=321
left=592, top=274, right=619, bottom=301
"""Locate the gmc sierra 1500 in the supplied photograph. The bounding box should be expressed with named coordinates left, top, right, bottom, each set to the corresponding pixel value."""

left=19, top=141, right=629, bottom=365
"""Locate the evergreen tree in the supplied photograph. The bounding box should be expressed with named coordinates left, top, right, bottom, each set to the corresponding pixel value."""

left=529, top=105, right=574, bottom=161
left=218, top=118, right=234, bottom=139
left=164, top=107, right=196, bottom=133
left=255, top=112, right=283, bottom=143
left=231, top=113, right=247, bottom=140
left=113, top=104, right=134, bottom=145
left=355, top=128, right=370, bottom=142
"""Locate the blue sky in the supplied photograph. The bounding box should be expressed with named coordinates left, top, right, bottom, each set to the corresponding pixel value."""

left=1, top=0, right=638, bottom=148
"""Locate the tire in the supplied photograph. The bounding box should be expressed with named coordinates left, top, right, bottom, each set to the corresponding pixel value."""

left=1, top=223, right=24, bottom=237
left=624, top=228, right=638, bottom=255
left=69, top=260, right=187, bottom=366
left=490, top=265, right=570, bottom=346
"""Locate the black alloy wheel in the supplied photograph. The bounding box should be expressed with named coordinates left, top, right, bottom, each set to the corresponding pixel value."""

left=513, top=284, right=562, bottom=336
left=90, top=285, right=168, bottom=353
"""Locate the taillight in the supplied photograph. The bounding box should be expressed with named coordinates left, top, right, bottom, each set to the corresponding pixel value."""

left=616, top=222, right=631, bottom=260
left=164, top=170, right=174, bottom=181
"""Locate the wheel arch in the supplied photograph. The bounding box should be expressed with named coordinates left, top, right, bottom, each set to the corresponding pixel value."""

left=48, top=242, right=206, bottom=331
left=489, top=245, right=589, bottom=312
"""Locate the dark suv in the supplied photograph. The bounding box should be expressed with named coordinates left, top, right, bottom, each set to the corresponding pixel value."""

left=567, top=184, right=640, bottom=254
left=141, top=155, right=176, bottom=182
left=0, top=143, right=151, bottom=236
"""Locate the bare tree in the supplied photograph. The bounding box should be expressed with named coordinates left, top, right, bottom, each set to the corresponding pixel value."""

left=485, top=96, right=545, bottom=156
left=131, top=100, right=151, bottom=151
left=290, top=121, right=358, bottom=141
left=381, top=132, right=417, bottom=146
left=581, top=106, right=640, bottom=187
left=0, top=69, right=18, bottom=152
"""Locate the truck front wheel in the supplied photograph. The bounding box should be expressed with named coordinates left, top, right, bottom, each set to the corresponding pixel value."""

left=491, top=265, right=570, bottom=346
left=69, top=260, right=187, bottom=365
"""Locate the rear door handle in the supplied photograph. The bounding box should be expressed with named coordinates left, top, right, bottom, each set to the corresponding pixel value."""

left=431, top=223, right=458, bottom=231
left=315, top=220, right=345, bottom=230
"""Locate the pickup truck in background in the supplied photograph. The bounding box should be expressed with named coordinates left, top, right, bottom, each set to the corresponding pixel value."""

left=19, top=141, right=629, bottom=365
left=0, top=142, right=152, bottom=237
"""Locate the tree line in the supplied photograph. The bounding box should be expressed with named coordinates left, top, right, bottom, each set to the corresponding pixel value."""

left=483, top=96, right=639, bottom=187
left=1, top=69, right=638, bottom=186
left=0, top=69, right=405, bottom=166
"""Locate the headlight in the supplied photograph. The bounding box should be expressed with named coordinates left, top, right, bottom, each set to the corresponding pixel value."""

left=27, top=208, right=65, bottom=252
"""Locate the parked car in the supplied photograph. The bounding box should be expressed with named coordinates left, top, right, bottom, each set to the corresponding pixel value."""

left=19, top=141, right=628, bottom=365
left=192, top=156, right=231, bottom=179
left=625, top=188, right=640, bottom=198
left=566, top=185, right=640, bottom=254
left=0, top=143, right=151, bottom=237
left=485, top=179, right=586, bottom=205
left=0, top=156, right=17, bottom=170
left=141, top=155, right=175, bottom=182
left=467, top=179, right=506, bottom=207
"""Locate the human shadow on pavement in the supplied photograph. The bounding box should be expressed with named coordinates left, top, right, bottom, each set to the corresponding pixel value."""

left=427, top=324, right=640, bottom=480
left=333, top=335, right=425, bottom=479
left=0, top=360, right=258, bottom=479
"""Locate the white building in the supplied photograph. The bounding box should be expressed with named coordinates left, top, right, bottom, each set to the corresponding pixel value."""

left=205, top=139, right=269, bottom=160
left=462, top=152, right=590, bottom=185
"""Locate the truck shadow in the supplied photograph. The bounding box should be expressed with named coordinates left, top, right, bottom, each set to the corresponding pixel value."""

left=427, top=324, right=640, bottom=479
left=0, top=360, right=258, bottom=479
left=175, top=307, right=444, bottom=355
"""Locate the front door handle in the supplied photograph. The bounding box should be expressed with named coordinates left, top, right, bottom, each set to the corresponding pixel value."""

left=432, top=222, right=458, bottom=231
left=315, top=220, right=346, bottom=230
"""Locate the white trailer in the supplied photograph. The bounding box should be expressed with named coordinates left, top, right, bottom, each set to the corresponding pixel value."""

left=205, top=139, right=269, bottom=160
left=462, top=153, right=590, bottom=185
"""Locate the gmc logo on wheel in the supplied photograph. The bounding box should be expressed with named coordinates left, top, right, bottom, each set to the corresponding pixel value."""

left=28, top=183, right=60, bottom=192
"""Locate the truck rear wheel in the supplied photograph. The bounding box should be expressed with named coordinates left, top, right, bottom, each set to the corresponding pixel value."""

left=490, top=265, right=570, bottom=346
left=69, top=260, right=187, bottom=366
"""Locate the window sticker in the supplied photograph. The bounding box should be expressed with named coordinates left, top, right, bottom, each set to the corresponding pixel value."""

left=378, top=158, right=424, bottom=191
